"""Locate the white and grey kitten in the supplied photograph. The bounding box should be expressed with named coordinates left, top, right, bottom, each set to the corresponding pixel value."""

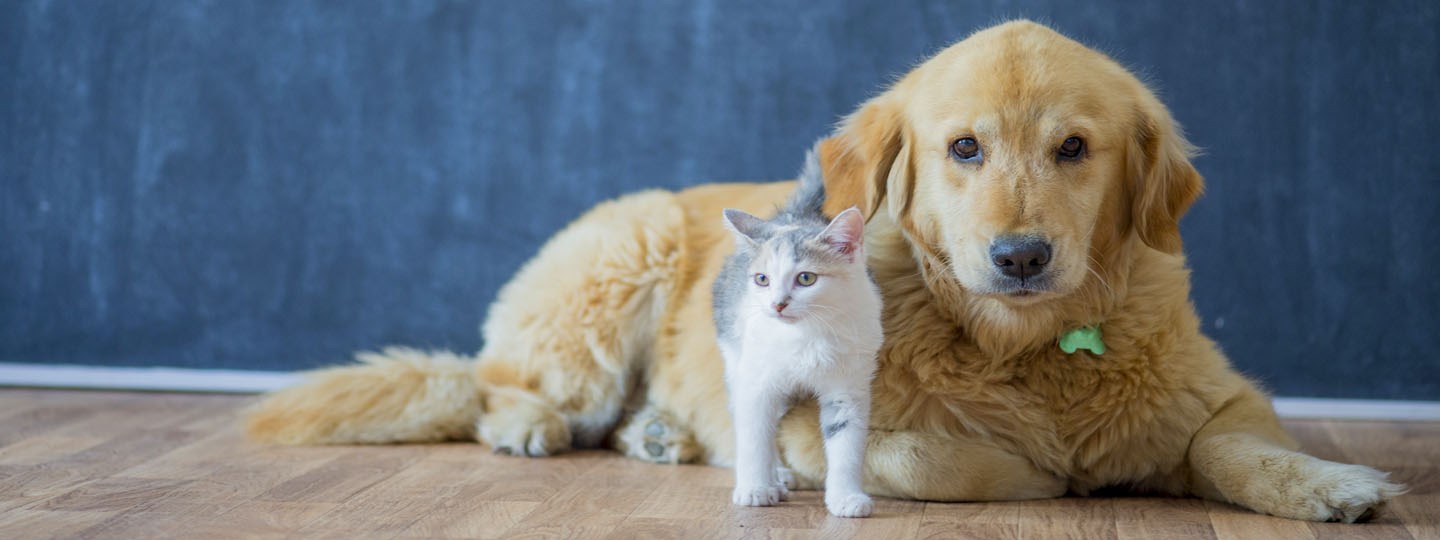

left=712, top=147, right=883, bottom=518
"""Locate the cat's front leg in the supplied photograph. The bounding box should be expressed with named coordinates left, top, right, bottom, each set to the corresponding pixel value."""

left=731, top=387, right=790, bottom=506
left=820, top=390, right=873, bottom=517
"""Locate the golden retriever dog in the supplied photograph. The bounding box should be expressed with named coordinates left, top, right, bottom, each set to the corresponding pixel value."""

left=246, top=20, right=1403, bottom=522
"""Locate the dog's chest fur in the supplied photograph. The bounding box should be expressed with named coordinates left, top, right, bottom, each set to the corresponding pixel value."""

left=870, top=244, right=1215, bottom=494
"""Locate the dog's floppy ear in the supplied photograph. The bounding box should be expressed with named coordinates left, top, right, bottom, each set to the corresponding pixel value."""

left=819, top=94, right=912, bottom=221
left=1129, top=93, right=1204, bottom=255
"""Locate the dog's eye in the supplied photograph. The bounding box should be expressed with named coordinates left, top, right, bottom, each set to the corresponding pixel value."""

left=950, top=138, right=982, bottom=163
left=1058, top=136, right=1085, bottom=161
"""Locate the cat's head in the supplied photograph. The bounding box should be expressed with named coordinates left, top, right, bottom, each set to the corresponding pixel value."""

left=722, top=207, right=866, bottom=323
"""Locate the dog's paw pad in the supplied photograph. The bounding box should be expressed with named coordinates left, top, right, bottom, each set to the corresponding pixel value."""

left=614, top=405, right=700, bottom=464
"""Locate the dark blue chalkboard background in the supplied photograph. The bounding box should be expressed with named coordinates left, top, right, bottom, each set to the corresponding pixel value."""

left=3, top=1, right=1437, bottom=399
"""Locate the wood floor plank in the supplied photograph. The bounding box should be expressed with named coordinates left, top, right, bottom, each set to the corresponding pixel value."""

left=496, top=455, right=675, bottom=539
left=34, top=476, right=195, bottom=513
left=116, top=429, right=341, bottom=507
left=628, top=463, right=731, bottom=521
left=256, top=449, right=424, bottom=504
left=1308, top=520, right=1416, bottom=540
left=1016, top=498, right=1119, bottom=540
left=602, top=517, right=726, bottom=540
left=0, top=401, right=103, bottom=447
left=1389, top=493, right=1440, bottom=540
left=810, top=497, right=926, bottom=540
left=1282, top=420, right=1350, bottom=463
left=0, top=434, right=107, bottom=466
left=0, top=508, right=119, bottom=540
left=397, top=501, right=542, bottom=539
left=297, top=449, right=599, bottom=538
left=1206, top=500, right=1317, bottom=540
left=218, top=501, right=341, bottom=533
left=1114, top=497, right=1216, bottom=540
left=0, top=389, right=1437, bottom=540
left=921, top=499, right=1124, bottom=540
left=918, top=500, right=1024, bottom=540
left=72, top=507, right=298, bottom=540
left=1320, top=419, right=1440, bottom=470
left=722, top=491, right=832, bottom=532
left=44, top=393, right=226, bottom=437
left=0, top=429, right=205, bottom=511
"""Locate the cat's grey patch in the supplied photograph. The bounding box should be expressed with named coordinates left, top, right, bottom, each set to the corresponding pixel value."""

left=820, top=398, right=847, bottom=439
left=776, top=146, right=828, bottom=223
left=822, top=419, right=850, bottom=439
left=645, top=441, right=666, bottom=458
left=644, top=420, right=666, bottom=437
left=796, top=235, right=849, bottom=266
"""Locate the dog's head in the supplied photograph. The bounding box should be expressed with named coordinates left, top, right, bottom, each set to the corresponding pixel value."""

left=821, top=20, right=1202, bottom=310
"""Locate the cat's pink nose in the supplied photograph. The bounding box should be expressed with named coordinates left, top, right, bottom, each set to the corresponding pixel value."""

left=773, top=301, right=788, bottom=313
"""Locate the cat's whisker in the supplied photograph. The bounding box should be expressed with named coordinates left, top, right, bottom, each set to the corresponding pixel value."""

left=808, top=309, right=844, bottom=340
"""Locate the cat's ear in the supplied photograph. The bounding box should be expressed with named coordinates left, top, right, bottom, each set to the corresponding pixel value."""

left=722, top=209, right=767, bottom=244
left=820, top=206, right=865, bottom=258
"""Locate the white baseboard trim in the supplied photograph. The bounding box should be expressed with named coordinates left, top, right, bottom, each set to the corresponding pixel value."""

left=1, top=363, right=1437, bottom=421
left=1270, top=397, right=1440, bottom=421
left=0, top=363, right=300, bottom=394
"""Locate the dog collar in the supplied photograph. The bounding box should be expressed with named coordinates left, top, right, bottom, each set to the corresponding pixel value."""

left=1059, top=325, right=1105, bottom=355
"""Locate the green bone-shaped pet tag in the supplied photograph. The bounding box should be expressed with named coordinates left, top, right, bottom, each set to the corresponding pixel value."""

left=1059, top=325, right=1105, bottom=355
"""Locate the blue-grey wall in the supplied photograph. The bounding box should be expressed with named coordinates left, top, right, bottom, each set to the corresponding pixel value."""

left=3, top=1, right=1437, bottom=399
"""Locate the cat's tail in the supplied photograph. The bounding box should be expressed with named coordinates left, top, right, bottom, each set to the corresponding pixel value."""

left=244, top=347, right=481, bottom=445
left=778, top=140, right=829, bottom=221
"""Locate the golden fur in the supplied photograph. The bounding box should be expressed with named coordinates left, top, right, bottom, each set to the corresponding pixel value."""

left=246, top=21, right=1403, bottom=521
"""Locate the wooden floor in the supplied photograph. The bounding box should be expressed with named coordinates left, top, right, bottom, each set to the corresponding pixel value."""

left=0, top=390, right=1435, bottom=539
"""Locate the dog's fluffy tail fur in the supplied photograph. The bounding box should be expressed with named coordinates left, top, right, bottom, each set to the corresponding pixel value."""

left=244, top=347, right=480, bottom=445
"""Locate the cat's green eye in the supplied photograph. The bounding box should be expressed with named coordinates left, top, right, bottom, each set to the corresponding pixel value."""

left=754, top=273, right=770, bottom=287
left=796, top=272, right=817, bottom=286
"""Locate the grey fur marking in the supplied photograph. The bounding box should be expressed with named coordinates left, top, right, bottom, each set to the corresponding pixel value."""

left=820, top=399, right=852, bottom=440
left=822, top=419, right=850, bottom=439
left=775, top=147, right=828, bottom=223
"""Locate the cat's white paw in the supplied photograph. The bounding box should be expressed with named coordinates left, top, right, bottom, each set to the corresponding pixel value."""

left=733, top=484, right=788, bottom=507
left=825, top=492, right=873, bottom=518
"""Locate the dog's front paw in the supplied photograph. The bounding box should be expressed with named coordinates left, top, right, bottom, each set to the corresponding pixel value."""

left=774, top=466, right=797, bottom=490
left=1241, top=456, right=1407, bottom=523
left=1299, top=462, right=1406, bottom=523
left=825, top=491, right=873, bottom=518
left=477, top=402, right=571, bottom=457
left=732, top=484, right=788, bottom=507
left=612, top=406, right=701, bottom=464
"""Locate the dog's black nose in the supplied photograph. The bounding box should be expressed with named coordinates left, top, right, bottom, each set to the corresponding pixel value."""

left=990, top=236, right=1052, bottom=279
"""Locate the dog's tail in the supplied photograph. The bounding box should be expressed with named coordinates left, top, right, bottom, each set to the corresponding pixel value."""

left=244, top=347, right=480, bottom=445
left=777, top=140, right=829, bottom=222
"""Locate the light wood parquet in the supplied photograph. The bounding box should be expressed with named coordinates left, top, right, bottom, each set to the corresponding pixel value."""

left=0, top=389, right=1434, bottom=539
